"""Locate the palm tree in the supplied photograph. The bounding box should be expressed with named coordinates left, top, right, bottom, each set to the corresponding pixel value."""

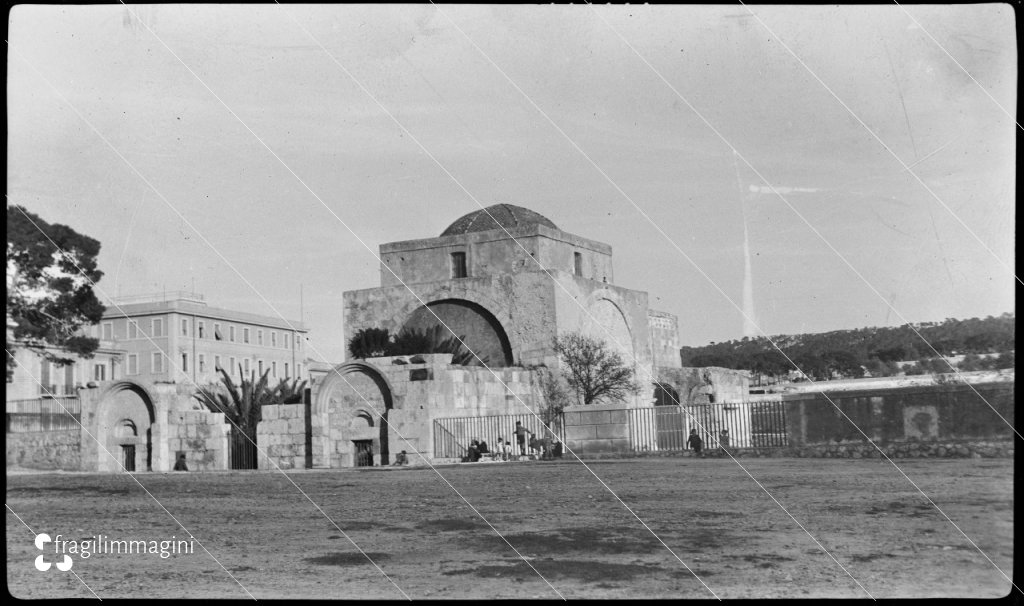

left=193, top=366, right=308, bottom=469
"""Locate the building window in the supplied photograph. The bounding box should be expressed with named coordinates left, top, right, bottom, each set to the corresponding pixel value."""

left=94, top=363, right=106, bottom=381
left=297, top=363, right=302, bottom=379
left=199, top=354, right=206, bottom=373
left=229, top=325, right=236, bottom=342
left=127, top=354, right=139, bottom=376
left=271, top=332, right=277, bottom=347
left=102, top=322, right=113, bottom=340
left=257, top=329, right=264, bottom=346
left=258, top=359, right=264, bottom=375
left=451, top=252, right=468, bottom=279
left=215, top=355, right=222, bottom=371
left=198, top=321, right=205, bottom=339
left=284, top=362, right=289, bottom=378
left=271, top=361, right=277, bottom=378
left=181, top=353, right=188, bottom=373
left=574, top=252, right=583, bottom=276
left=230, top=357, right=237, bottom=375
left=63, top=365, right=75, bottom=395
left=181, top=318, right=189, bottom=336
left=243, top=358, right=250, bottom=374
left=152, top=318, right=164, bottom=337
left=243, top=327, right=250, bottom=344
left=214, top=323, right=223, bottom=341
left=128, top=321, right=138, bottom=339
left=152, top=352, right=165, bottom=374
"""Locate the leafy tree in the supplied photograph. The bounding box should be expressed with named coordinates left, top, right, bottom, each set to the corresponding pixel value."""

left=553, top=332, right=639, bottom=405
left=531, top=365, right=572, bottom=427
left=7, top=204, right=105, bottom=372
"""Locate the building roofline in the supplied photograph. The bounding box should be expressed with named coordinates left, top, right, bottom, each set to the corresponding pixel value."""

left=102, top=300, right=308, bottom=332
left=380, top=223, right=612, bottom=256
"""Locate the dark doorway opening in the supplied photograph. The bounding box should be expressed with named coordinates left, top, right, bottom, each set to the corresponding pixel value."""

left=121, top=445, right=136, bottom=472
left=354, top=440, right=374, bottom=467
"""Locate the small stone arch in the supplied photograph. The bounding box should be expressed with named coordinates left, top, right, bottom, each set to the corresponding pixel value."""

left=653, top=382, right=681, bottom=406
left=313, top=362, right=395, bottom=467
left=94, top=381, right=156, bottom=472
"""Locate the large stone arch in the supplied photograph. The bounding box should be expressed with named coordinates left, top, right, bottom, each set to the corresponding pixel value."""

left=400, top=298, right=514, bottom=367
left=579, top=290, right=635, bottom=363
left=313, top=362, right=395, bottom=467
left=94, top=381, right=156, bottom=473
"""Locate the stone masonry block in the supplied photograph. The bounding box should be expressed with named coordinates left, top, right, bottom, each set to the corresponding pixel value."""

left=596, top=423, right=629, bottom=440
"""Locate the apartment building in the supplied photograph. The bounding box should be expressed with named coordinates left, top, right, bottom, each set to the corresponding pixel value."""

left=92, top=292, right=310, bottom=388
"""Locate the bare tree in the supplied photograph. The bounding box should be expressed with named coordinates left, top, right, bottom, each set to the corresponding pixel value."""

left=553, top=332, right=639, bottom=405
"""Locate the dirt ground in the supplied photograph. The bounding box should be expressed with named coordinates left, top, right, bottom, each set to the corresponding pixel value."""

left=6, top=457, right=1014, bottom=599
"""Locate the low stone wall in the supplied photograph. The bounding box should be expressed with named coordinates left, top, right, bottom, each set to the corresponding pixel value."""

left=257, top=403, right=308, bottom=470
left=166, top=410, right=229, bottom=471
left=786, top=438, right=1014, bottom=459
left=6, top=430, right=82, bottom=471
left=563, top=404, right=631, bottom=455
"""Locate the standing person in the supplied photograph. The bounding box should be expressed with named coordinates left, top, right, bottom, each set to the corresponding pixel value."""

left=718, top=429, right=730, bottom=454
left=514, top=421, right=532, bottom=456
left=502, top=437, right=513, bottom=461
left=496, top=438, right=506, bottom=461
left=528, top=434, right=540, bottom=458
left=173, top=453, right=189, bottom=471
left=687, top=429, right=704, bottom=458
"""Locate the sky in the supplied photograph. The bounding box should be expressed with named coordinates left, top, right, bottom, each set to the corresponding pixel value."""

left=7, top=4, right=1016, bottom=365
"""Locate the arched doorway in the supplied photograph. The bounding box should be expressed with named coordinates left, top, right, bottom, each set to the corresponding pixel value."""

left=314, top=363, right=395, bottom=467
left=653, top=382, right=681, bottom=406
left=401, top=299, right=513, bottom=367
left=96, top=383, right=155, bottom=472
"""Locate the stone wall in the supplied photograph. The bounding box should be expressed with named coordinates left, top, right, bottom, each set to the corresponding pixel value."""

left=257, top=403, right=309, bottom=470
left=563, top=403, right=631, bottom=456
left=165, top=409, right=229, bottom=471
left=6, top=430, right=82, bottom=471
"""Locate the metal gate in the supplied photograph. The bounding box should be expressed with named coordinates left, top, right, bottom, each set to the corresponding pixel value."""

left=230, top=430, right=258, bottom=470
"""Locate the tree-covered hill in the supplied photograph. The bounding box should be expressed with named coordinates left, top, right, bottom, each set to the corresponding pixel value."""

left=680, top=314, right=1015, bottom=381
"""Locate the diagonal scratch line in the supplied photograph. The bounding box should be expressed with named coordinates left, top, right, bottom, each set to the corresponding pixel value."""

left=5, top=505, right=102, bottom=600
left=737, top=1, right=1019, bottom=288
left=577, top=4, right=1018, bottom=441
left=6, top=201, right=410, bottom=601
left=10, top=22, right=557, bottom=598
left=273, top=3, right=727, bottom=597
left=730, top=2, right=1019, bottom=436
left=894, top=1, right=1022, bottom=132
left=583, top=3, right=1017, bottom=590
left=109, top=3, right=568, bottom=597
left=431, top=4, right=874, bottom=597
left=3, top=352, right=258, bottom=600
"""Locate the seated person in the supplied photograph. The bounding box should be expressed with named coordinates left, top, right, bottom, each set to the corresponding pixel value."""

left=393, top=450, right=409, bottom=466
left=467, top=440, right=482, bottom=462
left=173, top=454, right=189, bottom=471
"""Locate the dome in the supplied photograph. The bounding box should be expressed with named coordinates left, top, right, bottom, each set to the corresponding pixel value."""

left=440, top=204, right=559, bottom=237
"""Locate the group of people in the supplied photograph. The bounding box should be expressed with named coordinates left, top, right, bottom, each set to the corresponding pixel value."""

left=463, top=422, right=563, bottom=463
left=686, top=428, right=730, bottom=458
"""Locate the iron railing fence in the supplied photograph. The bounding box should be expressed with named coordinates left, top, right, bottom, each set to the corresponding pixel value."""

left=629, top=400, right=789, bottom=452
left=6, top=397, right=82, bottom=433
left=433, top=414, right=564, bottom=459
